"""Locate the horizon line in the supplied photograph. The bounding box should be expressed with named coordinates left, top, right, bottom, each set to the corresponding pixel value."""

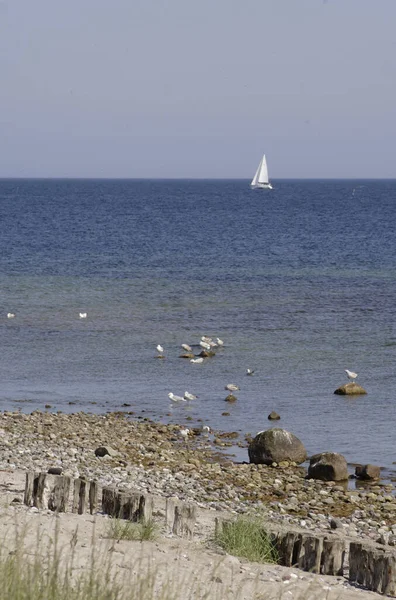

left=1, top=176, right=396, bottom=181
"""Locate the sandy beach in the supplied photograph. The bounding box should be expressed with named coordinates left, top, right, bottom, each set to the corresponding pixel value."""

left=1, top=411, right=394, bottom=598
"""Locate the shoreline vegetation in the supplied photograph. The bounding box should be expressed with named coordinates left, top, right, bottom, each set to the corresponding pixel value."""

left=0, top=410, right=395, bottom=598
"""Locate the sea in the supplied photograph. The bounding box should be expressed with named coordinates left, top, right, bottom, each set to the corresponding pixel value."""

left=1, top=178, right=396, bottom=480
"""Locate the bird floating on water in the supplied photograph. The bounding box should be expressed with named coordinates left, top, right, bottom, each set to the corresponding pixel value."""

left=182, top=343, right=193, bottom=353
left=200, top=340, right=211, bottom=351
left=79, top=313, right=87, bottom=319
left=201, top=336, right=212, bottom=344
left=216, top=337, right=224, bottom=346
left=202, top=425, right=211, bottom=435
left=184, top=391, right=198, bottom=400
left=246, top=368, right=254, bottom=376
left=345, top=369, right=358, bottom=383
left=190, top=357, right=204, bottom=364
left=225, top=383, right=240, bottom=391
left=7, top=313, right=15, bottom=319
left=168, top=392, right=186, bottom=402
left=156, top=344, right=164, bottom=357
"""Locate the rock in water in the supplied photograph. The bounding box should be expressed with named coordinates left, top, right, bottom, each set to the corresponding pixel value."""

left=225, top=394, right=237, bottom=403
left=248, top=428, right=307, bottom=465
left=334, top=383, right=367, bottom=395
left=308, top=452, right=348, bottom=481
left=268, top=411, right=280, bottom=421
left=355, top=464, right=381, bottom=480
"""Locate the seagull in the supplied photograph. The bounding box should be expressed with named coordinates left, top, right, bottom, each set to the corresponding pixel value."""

left=190, top=357, right=204, bottom=364
left=79, top=313, right=87, bottom=319
left=184, top=391, right=198, bottom=400
left=216, top=337, right=224, bottom=346
left=246, top=368, right=254, bottom=376
left=225, top=383, right=240, bottom=391
left=201, top=425, right=211, bottom=435
left=201, top=336, right=212, bottom=343
left=182, top=343, right=193, bottom=353
left=7, top=313, right=15, bottom=319
left=156, top=344, right=164, bottom=356
left=200, top=340, right=211, bottom=351
left=168, top=392, right=186, bottom=402
left=345, top=369, right=358, bottom=383
left=179, top=427, right=190, bottom=440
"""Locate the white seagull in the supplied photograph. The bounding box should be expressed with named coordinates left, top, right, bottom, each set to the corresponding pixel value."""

left=201, top=425, right=211, bottom=435
left=200, top=340, right=211, bottom=351
left=179, top=427, right=190, bottom=440
left=201, top=336, right=213, bottom=343
left=184, top=391, right=198, bottom=400
left=79, top=312, right=87, bottom=319
left=190, top=357, right=204, bottom=364
left=156, top=344, right=164, bottom=356
left=168, top=392, right=186, bottom=402
left=182, top=343, right=193, bottom=353
left=246, top=368, right=254, bottom=376
left=225, top=383, right=239, bottom=392
left=216, top=337, right=224, bottom=346
left=345, top=369, right=358, bottom=383
left=7, top=313, right=15, bottom=319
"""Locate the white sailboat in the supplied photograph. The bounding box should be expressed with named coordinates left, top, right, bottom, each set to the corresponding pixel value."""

left=250, top=154, right=273, bottom=190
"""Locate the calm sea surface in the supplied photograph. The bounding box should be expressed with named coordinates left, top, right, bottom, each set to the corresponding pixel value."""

left=1, top=179, right=396, bottom=477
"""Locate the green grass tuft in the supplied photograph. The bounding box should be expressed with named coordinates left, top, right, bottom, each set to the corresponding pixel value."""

left=106, top=518, right=158, bottom=542
left=214, top=517, right=278, bottom=564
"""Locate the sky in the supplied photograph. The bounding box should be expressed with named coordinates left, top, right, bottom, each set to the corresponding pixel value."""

left=0, top=0, right=396, bottom=179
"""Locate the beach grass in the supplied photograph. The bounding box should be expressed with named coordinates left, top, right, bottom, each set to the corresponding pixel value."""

left=214, top=516, right=278, bottom=564
left=106, top=517, right=158, bottom=542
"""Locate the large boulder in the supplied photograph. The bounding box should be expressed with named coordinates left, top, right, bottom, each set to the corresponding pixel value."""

left=334, top=383, right=367, bottom=395
left=308, top=452, right=348, bottom=481
left=248, top=428, right=307, bottom=465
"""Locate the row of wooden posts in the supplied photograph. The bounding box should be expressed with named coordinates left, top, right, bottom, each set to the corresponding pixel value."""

left=24, top=471, right=197, bottom=539
left=24, top=472, right=396, bottom=597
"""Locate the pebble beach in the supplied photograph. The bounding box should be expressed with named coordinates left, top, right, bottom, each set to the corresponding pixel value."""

left=2, top=410, right=396, bottom=546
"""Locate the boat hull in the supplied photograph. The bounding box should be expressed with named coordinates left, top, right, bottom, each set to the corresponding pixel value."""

left=251, top=183, right=273, bottom=190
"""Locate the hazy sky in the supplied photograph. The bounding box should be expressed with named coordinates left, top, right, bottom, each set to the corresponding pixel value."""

left=1, top=0, right=395, bottom=178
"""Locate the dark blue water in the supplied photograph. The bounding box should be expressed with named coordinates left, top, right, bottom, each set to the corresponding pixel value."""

left=1, top=179, right=396, bottom=476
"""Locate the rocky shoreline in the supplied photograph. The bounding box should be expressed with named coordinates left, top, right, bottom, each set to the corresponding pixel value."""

left=1, top=410, right=396, bottom=549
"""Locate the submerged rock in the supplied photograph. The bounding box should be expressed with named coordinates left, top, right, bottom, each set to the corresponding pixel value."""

left=308, top=452, right=348, bottom=481
left=268, top=411, right=280, bottom=421
left=248, top=428, right=307, bottom=465
left=334, top=383, right=367, bottom=395
left=225, top=394, right=237, bottom=403
left=355, top=464, right=381, bottom=481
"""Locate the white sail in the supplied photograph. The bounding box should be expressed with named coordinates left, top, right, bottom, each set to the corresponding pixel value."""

left=258, top=155, right=269, bottom=184
left=250, top=160, right=262, bottom=187
left=250, top=154, right=272, bottom=189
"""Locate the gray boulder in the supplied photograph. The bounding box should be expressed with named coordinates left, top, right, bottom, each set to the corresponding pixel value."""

left=355, top=464, right=380, bottom=480
left=248, top=428, right=307, bottom=465
left=268, top=411, right=280, bottom=420
left=334, top=383, right=367, bottom=395
left=308, top=452, right=348, bottom=481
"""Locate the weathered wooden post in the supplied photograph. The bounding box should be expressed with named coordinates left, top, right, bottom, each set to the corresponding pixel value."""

left=349, top=542, right=396, bottom=596
left=321, top=537, right=345, bottom=576
left=24, top=471, right=36, bottom=506
left=296, top=533, right=323, bottom=573
left=89, top=480, right=99, bottom=514
left=72, top=478, right=89, bottom=514
left=26, top=472, right=71, bottom=512
left=166, top=498, right=196, bottom=539
left=102, top=489, right=153, bottom=522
